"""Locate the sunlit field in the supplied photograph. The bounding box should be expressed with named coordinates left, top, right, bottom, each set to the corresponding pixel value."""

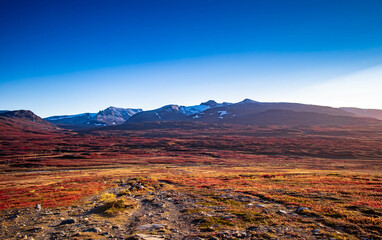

left=0, top=123, right=381, bottom=239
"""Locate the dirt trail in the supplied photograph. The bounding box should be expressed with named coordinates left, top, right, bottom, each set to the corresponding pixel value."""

left=125, top=191, right=199, bottom=239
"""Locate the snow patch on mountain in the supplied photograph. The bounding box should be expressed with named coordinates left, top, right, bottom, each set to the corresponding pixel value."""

left=45, top=113, right=95, bottom=121
left=218, top=111, right=228, bottom=117
left=45, top=107, right=142, bottom=127
left=155, top=112, right=162, bottom=119
left=180, top=105, right=211, bottom=116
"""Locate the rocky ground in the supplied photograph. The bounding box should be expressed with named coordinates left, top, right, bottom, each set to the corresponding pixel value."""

left=0, top=179, right=372, bottom=240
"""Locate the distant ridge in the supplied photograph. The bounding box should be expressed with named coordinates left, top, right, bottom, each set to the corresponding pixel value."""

left=0, top=110, right=47, bottom=123
left=45, top=106, right=142, bottom=129
left=0, top=110, right=57, bottom=132
left=42, top=99, right=382, bottom=128
left=341, top=107, right=382, bottom=120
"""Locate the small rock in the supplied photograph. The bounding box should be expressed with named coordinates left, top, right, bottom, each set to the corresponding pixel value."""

left=155, top=203, right=166, bottom=208
left=316, top=223, right=325, bottom=228
left=35, top=204, right=41, bottom=212
left=296, top=207, right=310, bottom=213
left=247, top=226, right=258, bottom=231
left=246, top=203, right=253, bottom=207
left=277, top=209, right=289, bottom=215
left=136, top=234, right=165, bottom=240
left=9, top=214, right=19, bottom=219
left=31, top=227, right=44, bottom=232
left=233, top=231, right=247, bottom=238
left=313, top=229, right=320, bottom=235
left=59, top=218, right=75, bottom=225
left=256, top=204, right=266, bottom=208
left=136, top=224, right=167, bottom=231
left=209, top=237, right=220, bottom=240
left=85, top=227, right=102, bottom=234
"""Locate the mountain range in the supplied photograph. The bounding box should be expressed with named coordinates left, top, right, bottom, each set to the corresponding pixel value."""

left=1, top=99, right=382, bottom=130
left=43, top=107, right=142, bottom=129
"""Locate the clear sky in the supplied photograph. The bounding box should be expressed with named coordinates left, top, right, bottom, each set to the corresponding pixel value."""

left=1, top=0, right=382, bottom=117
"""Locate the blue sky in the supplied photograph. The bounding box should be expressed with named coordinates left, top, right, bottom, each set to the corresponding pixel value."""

left=1, top=0, right=382, bottom=117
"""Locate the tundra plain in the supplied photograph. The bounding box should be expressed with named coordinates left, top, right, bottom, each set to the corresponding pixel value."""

left=0, top=122, right=381, bottom=239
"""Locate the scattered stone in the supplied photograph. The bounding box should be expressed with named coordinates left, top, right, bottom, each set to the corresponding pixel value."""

left=9, top=214, right=19, bottom=219
left=30, top=227, right=44, bottom=232
left=277, top=209, right=289, bottom=215
left=136, top=224, right=167, bottom=231
left=256, top=204, right=266, bottom=208
left=84, top=227, right=102, bottom=233
left=313, top=229, right=320, bottom=235
left=233, top=231, right=247, bottom=238
left=209, top=237, right=220, bottom=240
left=316, top=223, right=325, bottom=228
left=155, top=203, right=166, bottom=208
left=246, top=203, right=253, bottom=207
left=296, top=207, right=310, bottom=213
left=247, top=226, right=258, bottom=231
left=136, top=234, right=165, bottom=240
left=35, top=204, right=41, bottom=212
left=59, top=218, right=75, bottom=225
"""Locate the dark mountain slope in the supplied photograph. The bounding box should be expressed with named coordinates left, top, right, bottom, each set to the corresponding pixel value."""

left=229, top=109, right=381, bottom=125
left=128, top=105, right=189, bottom=123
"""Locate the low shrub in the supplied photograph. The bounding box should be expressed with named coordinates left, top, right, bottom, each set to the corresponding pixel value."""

left=97, top=193, right=116, bottom=202
left=99, top=197, right=138, bottom=215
